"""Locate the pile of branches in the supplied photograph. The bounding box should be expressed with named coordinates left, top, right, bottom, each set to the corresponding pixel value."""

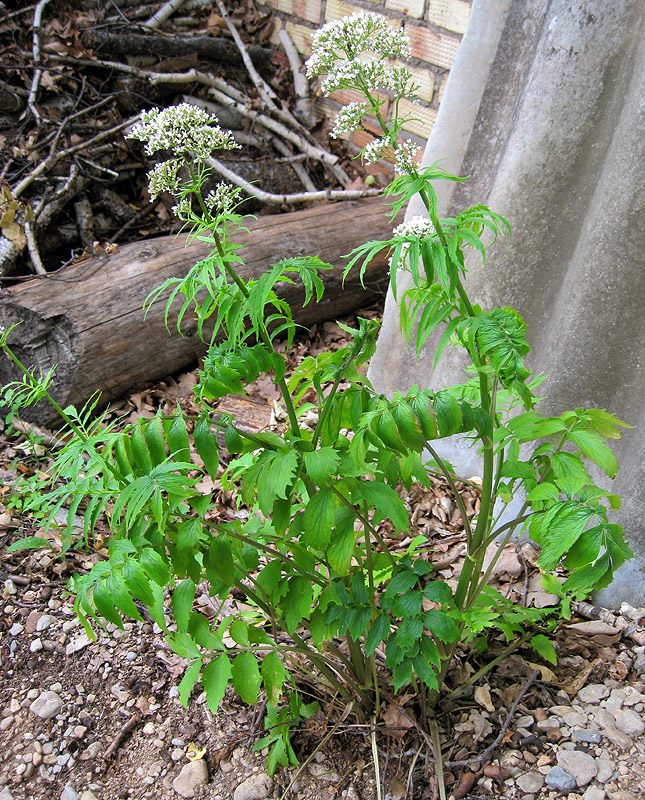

left=0, top=0, right=379, bottom=281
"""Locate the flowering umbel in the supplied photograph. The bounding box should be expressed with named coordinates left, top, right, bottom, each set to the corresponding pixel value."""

left=128, top=103, right=240, bottom=160
left=305, top=12, right=420, bottom=174
left=128, top=103, right=241, bottom=205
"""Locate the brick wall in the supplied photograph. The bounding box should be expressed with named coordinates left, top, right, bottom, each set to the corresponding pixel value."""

left=259, top=0, right=471, bottom=155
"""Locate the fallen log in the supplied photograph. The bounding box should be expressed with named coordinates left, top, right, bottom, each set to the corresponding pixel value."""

left=0, top=198, right=398, bottom=425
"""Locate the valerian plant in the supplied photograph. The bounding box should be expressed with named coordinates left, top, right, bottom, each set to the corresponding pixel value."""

left=1, top=11, right=633, bottom=793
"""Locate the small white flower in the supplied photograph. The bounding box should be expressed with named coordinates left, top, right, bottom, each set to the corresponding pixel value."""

left=205, top=183, right=243, bottom=215
left=361, top=135, right=391, bottom=165
left=393, top=215, right=435, bottom=239
left=147, top=159, right=182, bottom=201
left=306, top=12, right=410, bottom=77
left=171, top=197, right=193, bottom=218
left=128, top=103, right=240, bottom=160
left=393, top=139, right=421, bottom=175
left=330, top=101, right=367, bottom=138
left=389, top=215, right=436, bottom=274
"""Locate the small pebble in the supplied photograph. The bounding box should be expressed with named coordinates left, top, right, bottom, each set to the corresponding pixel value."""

left=615, top=709, right=644, bottom=736
left=9, top=623, right=23, bottom=636
left=578, top=684, right=610, bottom=704
left=558, top=749, right=597, bottom=788
left=545, top=765, right=577, bottom=791
left=572, top=729, right=603, bottom=744
left=29, top=691, right=63, bottom=720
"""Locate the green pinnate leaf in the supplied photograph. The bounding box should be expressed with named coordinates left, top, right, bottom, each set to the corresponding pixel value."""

left=365, top=614, right=390, bottom=656
left=392, top=591, right=423, bottom=617
left=530, top=634, right=557, bottom=665
left=166, top=412, right=191, bottom=461
left=172, top=578, right=196, bottom=632
left=193, top=419, right=219, bottom=480
left=422, top=581, right=453, bottom=605
left=303, top=488, right=334, bottom=550
left=569, top=428, right=618, bottom=478
left=231, top=652, right=261, bottom=704
left=178, top=517, right=202, bottom=550
left=144, top=415, right=166, bottom=466
left=356, top=481, right=408, bottom=532
left=433, top=391, right=462, bottom=437
left=202, top=655, right=232, bottom=713
left=261, top=651, right=286, bottom=706
left=302, top=447, right=340, bottom=485
left=396, top=617, right=423, bottom=650
left=266, top=450, right=299, bottom=500
left=139, top=547, right=171, bottom=586
left=534, top=502, right=595, bottom=572
left=178, top=659, right=202, bottom=707
left=122, top=557, right=154, bottom=606
left=423, top=609, right=460, bottom=643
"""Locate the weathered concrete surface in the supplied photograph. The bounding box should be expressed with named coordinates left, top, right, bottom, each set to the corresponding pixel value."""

left=369, top=0, right=645, bottom=606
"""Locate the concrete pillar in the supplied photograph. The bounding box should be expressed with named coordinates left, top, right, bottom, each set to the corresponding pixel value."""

left=369, top=0, right=645, bottom=606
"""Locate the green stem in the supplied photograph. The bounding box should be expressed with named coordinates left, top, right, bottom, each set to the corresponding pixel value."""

left=331, top=486, right=397, bottom=569
left=189, top=164, right=303, bottom=439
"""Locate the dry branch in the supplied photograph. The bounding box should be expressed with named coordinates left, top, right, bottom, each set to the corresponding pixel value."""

left=0, top=198, right=399, bottom=424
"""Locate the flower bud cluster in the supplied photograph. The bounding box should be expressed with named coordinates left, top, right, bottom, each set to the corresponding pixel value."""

left=389, top=215, right=436, bottom=273
left=330, top=101, right=368, bottom=139
left=205, top=183, right=243, bottom=215
left=147, top=159, right=182, bottom=202
left=128, top=103, right=240, bottom=160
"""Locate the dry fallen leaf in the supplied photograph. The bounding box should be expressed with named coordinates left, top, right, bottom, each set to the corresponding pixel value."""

left=474, top=685, right=495, bottom=713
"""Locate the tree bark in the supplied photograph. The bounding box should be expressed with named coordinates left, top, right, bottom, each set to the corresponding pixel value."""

left=0, top=198, right=397, bottom=424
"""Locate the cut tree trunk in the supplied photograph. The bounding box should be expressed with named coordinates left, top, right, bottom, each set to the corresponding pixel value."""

left=0, top=198, right=398, bottom=425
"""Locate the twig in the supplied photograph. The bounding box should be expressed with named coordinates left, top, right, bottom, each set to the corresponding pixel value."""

left=143, top=0, right=187, bottom=29
left=516, top=541, right=530, bottom=607
left=278, top=28, right=316, bottom=128
left=206, top=157, right=381, bottom=205
left=13, top=116, right=138, bottom=198
left=271, top=138, right=317, bottom=193
left=24, top=219, right=46, bottom=275
left=102, top=711, right=141, bottom=761
left=73, top=193, right=96, bottom=250
left=572, top=600, right=645, bottom=646
left=278, top=703, right=354, bottom=800
left=111, top=204, right=156, bottom=242
left=35, top=164, right=83, bottom=223
left=444, top=669, right=539, bottom=768
left=216, top=0, right=279, bottom=111
left=23, top=0, right=53, bottom=123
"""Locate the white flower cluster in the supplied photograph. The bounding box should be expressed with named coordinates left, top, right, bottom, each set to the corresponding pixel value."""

left=147, top=159, right=182, bottom=201
left=389, top=215, right=436, bottom=274
left=330, top=101, right=367, bottom=138
left=361, top=135, right=391, bottom=164
left=306, top=12, right=410, bottom=76
left=393, top=139, right=421, bottom=174
left=171, top=197, right=193, bottom=218
left=128, top=103, right=240, bottom=160
left=205, top=183, right=243, bottom=215
left=393, top=216, right=436, bottom=239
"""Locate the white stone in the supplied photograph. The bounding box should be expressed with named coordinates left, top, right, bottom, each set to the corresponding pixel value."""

left=60, top=785, right=80, bottom=800
left=582, top=787, right=606, bottom=800
left=516, top=771, right=544, bottom=793
left=172, top=760, right=208, bottom=799
left=615, top=709, right=645, bottom=736
left=578, top=685, right=610, bottom=704
left=29, top=691, right=63, bottom=720
left=557, top=750, right=597, bottom=788
left=8, top=623, right=23, bottom=636
left=36, top=615, right=56, bottom=632
left=233, top=773, right=274, bottom=800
